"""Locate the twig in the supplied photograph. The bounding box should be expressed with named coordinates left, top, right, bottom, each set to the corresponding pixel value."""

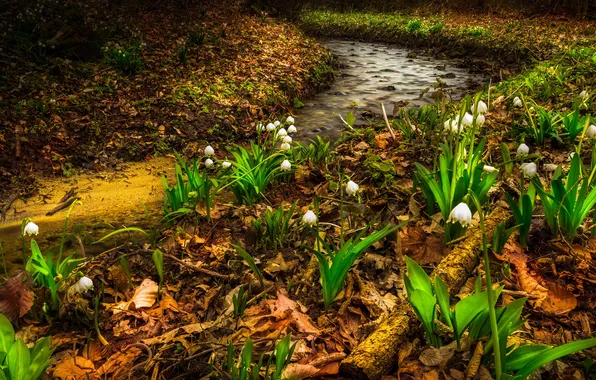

left=337, top=113, right=355, bottom=130
left=164, top=253, right=230, bottom=279
left=124, top=343, right=154, bottom=379
left=46, top=197, right=80, bottom=216
left=380, top=102, right=397, bottom=140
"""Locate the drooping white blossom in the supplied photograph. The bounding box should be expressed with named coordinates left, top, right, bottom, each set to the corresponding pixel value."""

left=483, top=165, right=497, bottom=173
left=521, top=162, right=537, bottom=178
left=204, top=145, right=214, bottom=156
left=280, top=160, right=291, bottom=171
left=288, top=125, right=297, bottom=134
left=302, top=210, right=317, bottom=225
left=280, top=142, right=291, bottom=151
left=345, top=180, right=359, bottom=196
left=286, top=115, right=295, bottom=124
left=23, top=221, right=39, bottom=236
left=447, top=203, right=472, bottom=227
left=517, top=143, right=529, bottom=157
left=205, top=158, right=214, bottom=168
left=513, top=96, right=523, bottom=107
left=476, top=114, right=486, bottom=126
left=283, top=136, right=292, bottom=144
left=586, top=125, right=596, bottom=139
left=277, top=128, right=288, bottom=137
left=461, top=112, right=474, bottom=126
left=471, top=100, right=487, bottom=114
left=222, top=161, right=232, bottom=169
left=266, top=123, right=276, bottom=131
left=74, top=276, right=94, bottom=293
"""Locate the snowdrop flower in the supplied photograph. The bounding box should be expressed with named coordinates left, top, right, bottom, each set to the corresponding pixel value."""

left=345, top=180, right=359, bottom=196
left=204, top=145, right=214, bottom=156
left=283, top=136, right=292, bottom=144
left=545, top=163, right=558, bottom=172
left=580, top=90, right=589, bottom=99
left=447, top=203, right=472, bottom=227
left=483, top=165, right=497, bottom=173
left=274, top=120, right=281, bottom=127
left=520, top=162, right=537, bottom=178
left=476, top=114, right=486, bottom=126
left=587, top=125, right=596, bottom=139
left=205, top=158, right=214, bottom=168
left=74, top=276, right=94, bottom=293
left=286, top=115, right=295, bottom=124
left=471, top=100, right=487, bottom=114
left=266, top=123, right=276, bottom=132
left=288, top=125, right=297, bottom=134
left=23, top=221, right=39, bottom=236
left=222, top=161, right=231, bottom=169
left=516, top=143, right=529, bottom=157
left=280, top=142, right=291, bottom=151
left=277, top=128, right=287, bottom=137
left=462, top=112, right=474, bottom=126
left=256, top=123, right=264, bottom=132
left=513, top=96, right=523, bottom=107
left=280, top=160, right=291, bottom=171
left=444, top=117, right=462, bottom=133
left=302, top=210, right=317, bottom=225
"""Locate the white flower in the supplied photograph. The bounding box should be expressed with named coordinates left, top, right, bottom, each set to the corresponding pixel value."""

left=545, top=164, right=558, bottom=172
left=483, top=165, right=497, bottom=173
left=266, top=123, right=276, bottom=132
left=74, top=276, right=94, bottom=293
left=462, top=112, right=474, bottom=126
left=277, top=128, right=287, bottom=137
left=587, top=125, right=596, bottom=139
left=476, top=114, right=486, bottom=126
left=288, top=125, right=297, bottom=134
left=345, top=180, right=359, bottom=196
left=256, top=123, right=264, bottom=132
left=204, top=145, right=214, bottom=156
left=222, top=161, right=231, bottom=169
left=280, top=142, right=291, bottom=151
left=23, top=221, right=39, bottom=236
left=283, top=136, right=292, bottom=144
left=274, top=121, right=281, bottom=127
left=472, top=100, right=487, bottom=114
left=302, top=210, right=317, bottom=225
left=513, top=96, right=523, bottom=107
left=447, top=203, right=472, bottom=227
left=286, top=116, right=295, bottom=124
left=280, top=160, right=291, bottom=171
left=205, top=158, right=214, bottom=168
left=444, top=116, right=462, bottom=133
left=516, top=143, right=529, bottom=157
left=520, top=162, right=537, bottom=178
left=580, top=90, right=589, bottom=99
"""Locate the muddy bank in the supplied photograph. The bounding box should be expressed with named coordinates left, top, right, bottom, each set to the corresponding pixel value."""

left=0, top=157, right=174, bottom=274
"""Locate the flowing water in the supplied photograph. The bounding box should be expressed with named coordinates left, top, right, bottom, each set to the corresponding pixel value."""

left=294, top=39, right=486, bottom=141
left=0, top=39, right=485, bottom=274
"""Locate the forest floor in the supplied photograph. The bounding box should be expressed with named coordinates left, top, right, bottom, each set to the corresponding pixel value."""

left=1, top=2, right=596, bottom=380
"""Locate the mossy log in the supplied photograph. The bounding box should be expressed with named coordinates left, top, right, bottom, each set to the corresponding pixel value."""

left=339, top=205, right=510, bottom=379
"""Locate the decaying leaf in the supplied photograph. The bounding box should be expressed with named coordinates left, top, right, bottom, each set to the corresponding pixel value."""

left=0, top=272, right=34, bottom=323
left=52, top=356, right=95, bottom=379
left=112, top=278, right=158, bottom=314
left=419, top=347, right=443, bottom=367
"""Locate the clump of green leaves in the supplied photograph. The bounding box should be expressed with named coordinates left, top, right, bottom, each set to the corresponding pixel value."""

left=103, top=42, right=143, bottom=75
left=311, top=224, right=398, bottom=308
left=0, top=313, right=54, bottom=380
left=252, top=202, right=299, bottom=250
left=296, top=136, right=331, bottom=168
left=406, top=19, right=423, bottom=34
left=222, top=335, right=296, bottom=380
left=233, top=286, right=249, bottom=319
left=532, top=153, right=596, bottom=240
left=228, top=142, right=284, bottom=205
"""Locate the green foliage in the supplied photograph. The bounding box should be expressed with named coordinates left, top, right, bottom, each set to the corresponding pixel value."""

left=533, top=154, right=596, bottom=240
left=527, top=106, right=561, bottom=145
left=0, top=313, right=53, bottom=380
left=222, top=335, right=296, bottom=380
left=228, top=142, right=283, bottom=205
left=188, top=31, right=205, bottom=46
left=162, top=154, right=216, bottom=216
left=178, top=44, right=188, bottom=64
left=311, top=224, right=398, bottom=308
left=505, top=186, right=535, bottom=246
left=232, top=245, right=264, bottom=291
left=404, top=257, right=498, bottom=348
left=561, top=110, right=588, bottom=141
left=103, top=42, right=143, bottom=75
left=152, top=249, right=164, bottom=294
left=25, top=240, right=86, bottom=313
left=296, top=136, right=331, bottom=168
left=406, top=19, right=423, bottom=34
left=252, top=202, right=299, bottom=250
left=363, top=154, right=396, bottom=186
left=233, top=286, right=249, bottom=319
left=414, top=139, right=497, bottom=241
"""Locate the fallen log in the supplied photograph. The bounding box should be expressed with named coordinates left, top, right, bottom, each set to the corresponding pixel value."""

left=339, top=205, right=509, bottom=379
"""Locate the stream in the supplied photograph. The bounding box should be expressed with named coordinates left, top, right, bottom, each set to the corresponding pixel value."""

left=0, top=39, right=485, bottom=274
left=295, top=39, right=485, bottom=141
